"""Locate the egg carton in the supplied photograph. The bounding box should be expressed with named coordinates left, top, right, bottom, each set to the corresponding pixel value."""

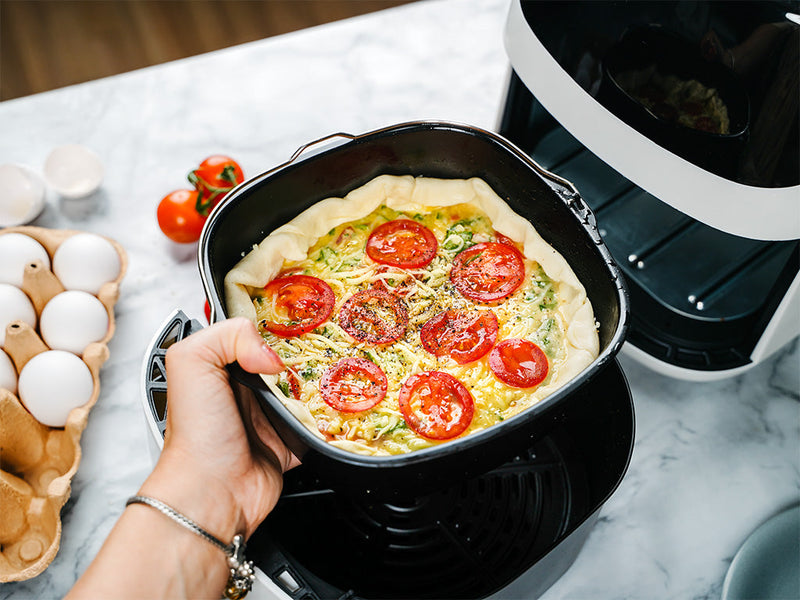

left=0, top=226, right=126, bottom=582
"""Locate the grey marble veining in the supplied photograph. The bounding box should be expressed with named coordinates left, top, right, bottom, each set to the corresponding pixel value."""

left=1, top=0, right=798, bottom=598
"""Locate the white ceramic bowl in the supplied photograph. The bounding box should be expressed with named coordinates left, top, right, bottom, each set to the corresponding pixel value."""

left=0, top=164, right=46, bottom=226
left=43, top=144, right=104, bottom=198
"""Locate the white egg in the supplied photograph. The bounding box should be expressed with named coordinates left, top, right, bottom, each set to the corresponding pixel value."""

left=0, top=232, right=51, bottom=287
left=0, top=349, right=17, bottom=394
left=0, top=283, right=37, bottom=348
left=53, top=233, right=121, bottom=294
left=0, top=163, right=46, bottom=227
left=18, top=350, right=94, bottom=427
left=40, top=291, right=109, bottom=355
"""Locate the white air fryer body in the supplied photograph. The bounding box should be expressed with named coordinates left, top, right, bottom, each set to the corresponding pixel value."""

left=501, top=0, right=800, bottom=380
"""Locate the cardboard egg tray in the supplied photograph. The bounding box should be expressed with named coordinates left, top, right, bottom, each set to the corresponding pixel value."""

left=0, top=226, right=126, bottom=582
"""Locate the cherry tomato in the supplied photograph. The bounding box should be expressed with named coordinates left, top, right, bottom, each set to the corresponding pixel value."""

left=338, top=289, right=408, bottom=344
left=258, top=275, right=335, bottom=338
left=157, top=189, right=206, bottom=244
left=450, top=241, right=525, bottom=302
left=420, top=309, right=499, bottom=364
left=188, top=155, right=245, bottom=215
left=320, top=357, right=388, bottom=412
left=489, top=338, right=549, bottom=388
left=366, top=219, right=438, bottom=268
left=398, top=371, right=474, bottom=440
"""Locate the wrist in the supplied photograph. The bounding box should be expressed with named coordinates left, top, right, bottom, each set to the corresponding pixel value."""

left=124, top=496, right=256, bottom=599
left=138, top=447, right=248, bottom=545
left=68, top=482, right=237, bottom=599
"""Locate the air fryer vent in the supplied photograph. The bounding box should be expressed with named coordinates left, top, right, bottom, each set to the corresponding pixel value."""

left=142, top=313, right=205, bottom=435
left=250, top=433, right=589, bottom=600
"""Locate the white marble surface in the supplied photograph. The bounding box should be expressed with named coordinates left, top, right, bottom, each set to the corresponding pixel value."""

left=1, top=0, right=798, bottom=598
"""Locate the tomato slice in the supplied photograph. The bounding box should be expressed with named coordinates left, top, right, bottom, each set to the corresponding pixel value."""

left=286, top=368, right=302, bottom=399
left=339, top=289, right=408, bottom=344
left=450, top=241, right=525, bottom=302
left=489, top=338, right=549, bottom=388
left=366, top=219, right=438, bottom=268
left=398, top=371, right=474, bottom=440
left=259, top=275, right=335, bottom=337
left=420, top=309, right=498, bottom=364
left=320, top=357, right=388, bottom=412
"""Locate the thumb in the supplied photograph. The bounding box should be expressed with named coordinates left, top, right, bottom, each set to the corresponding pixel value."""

left=172, top=317, right=284, bottom=375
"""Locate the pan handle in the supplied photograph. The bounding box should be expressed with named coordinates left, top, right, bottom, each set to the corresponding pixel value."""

left=249, top=132, right=358, bottom=187
left=542, top=171, right=600, bottom=238
left=517, top=149, right=601, bottom=237
left=286, top=131, right=357, bottom=163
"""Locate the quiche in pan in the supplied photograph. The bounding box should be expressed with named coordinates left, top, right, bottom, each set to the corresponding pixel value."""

left=225, top=175, right=599, bottom=456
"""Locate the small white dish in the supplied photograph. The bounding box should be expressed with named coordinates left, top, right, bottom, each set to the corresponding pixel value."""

left=0, top=163, right=46, bottom=226
left=43, top=144, right=104, bottom=198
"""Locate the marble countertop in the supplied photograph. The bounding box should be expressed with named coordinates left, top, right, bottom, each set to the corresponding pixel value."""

left=1, top=0, right=798, bottom=598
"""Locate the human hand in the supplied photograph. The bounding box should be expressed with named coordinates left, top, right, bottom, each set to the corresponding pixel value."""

left=139, top=317, right=299, bottom=540
left=67, top=318, right=298, bottom=599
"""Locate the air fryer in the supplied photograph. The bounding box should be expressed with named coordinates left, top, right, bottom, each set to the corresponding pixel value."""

left=500, top=0, right=800, bottom=380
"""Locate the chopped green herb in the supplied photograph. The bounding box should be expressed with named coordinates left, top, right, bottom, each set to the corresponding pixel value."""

left=335, top=257, right=361, bottom=271
left=316, top=246, right=337, bottom=263
left=388, top=421, right=409, bottom=434
left=442, top=222, right=475, bottom=252
left=299, top=364, right=317, bottom=380
left=536, top=317, right=561, bottom=359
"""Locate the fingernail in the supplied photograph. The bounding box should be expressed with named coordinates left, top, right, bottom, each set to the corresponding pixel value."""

left=262, top=343, right=284, bottom=366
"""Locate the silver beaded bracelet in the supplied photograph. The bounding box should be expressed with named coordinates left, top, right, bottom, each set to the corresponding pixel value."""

left=126, top=495, right=255, bottom=600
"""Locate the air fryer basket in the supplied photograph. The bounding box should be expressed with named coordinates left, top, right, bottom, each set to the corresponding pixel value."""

left=199, top=121, right=629, bottom=496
